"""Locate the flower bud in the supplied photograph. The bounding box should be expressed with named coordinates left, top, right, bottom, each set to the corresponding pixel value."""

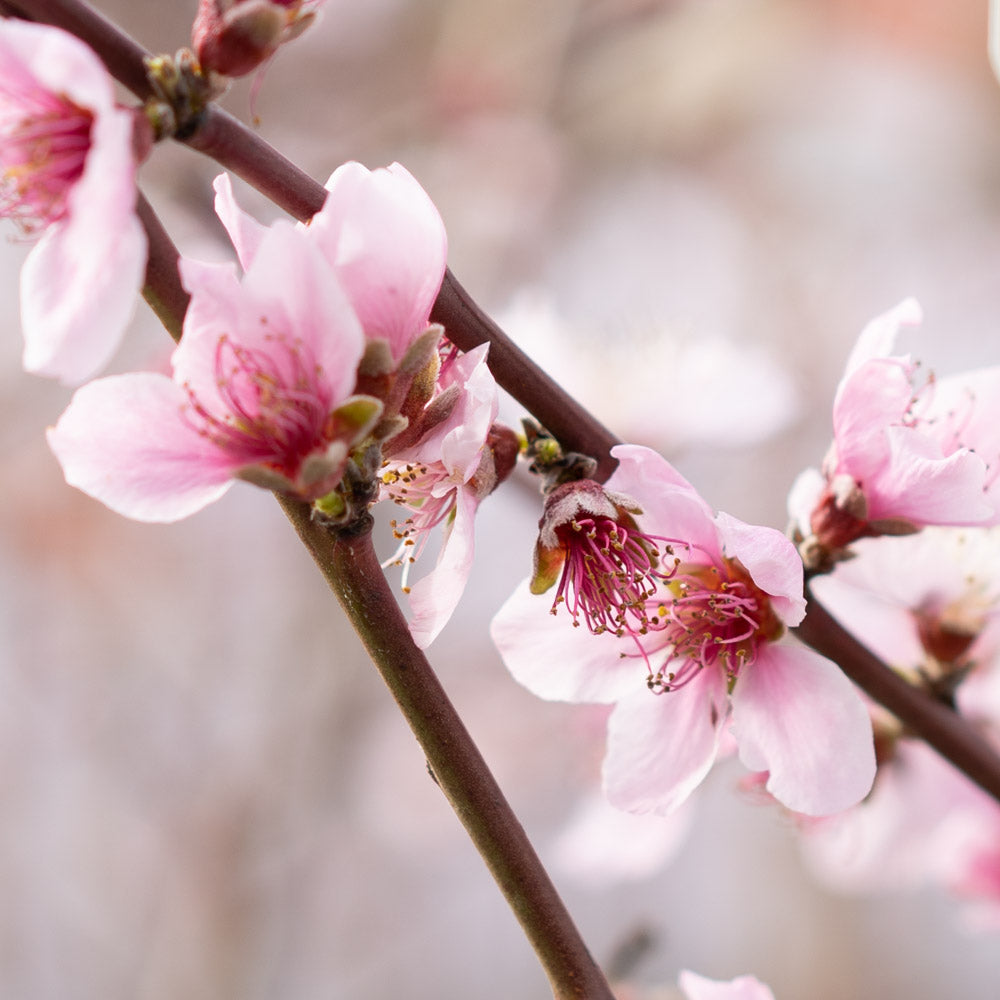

left=192, top=0, right=317, bottom=78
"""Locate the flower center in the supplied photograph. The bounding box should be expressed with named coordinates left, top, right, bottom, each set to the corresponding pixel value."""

left=644, top=558, right=783, bottom=693
left=0, top=88, right=93, bottom=230
left=549, top=515, right=679, bottom=640
left=381, top=461, right=456, bottom=590
left=182, top=331, right=331, bottom=475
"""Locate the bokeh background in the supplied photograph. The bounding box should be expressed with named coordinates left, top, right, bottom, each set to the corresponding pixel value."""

left=3, top=0, right=1000, bottom=996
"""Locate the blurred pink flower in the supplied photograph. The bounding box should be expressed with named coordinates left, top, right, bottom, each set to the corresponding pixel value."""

left=678, top=970, right=776, bottom=1000
left=48, top=220, right=375, bottom=521
left=799, top=527, right=1000, bottom=921
left=215, top=160, right=447, bottom=367
left=0, top=18, right=146, bottom=383
left=380, top=344, right=503, bottom=648
left=492, top=445, right=875, bottom=816
left=791, top=300, right=1000, bottom=562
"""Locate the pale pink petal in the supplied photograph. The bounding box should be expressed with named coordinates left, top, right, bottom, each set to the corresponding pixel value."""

left=437, top=347, right=498, bottom=480
left=173, top=258, right=246, bottom=416
left=865, top=424, right=993, bottom=525
left=490, top=579, right=643, bottom=703
left=830, top=357, right=911, bottom=483
left=679, top=970, right=777, bottom=1000
left=810, top=570, right=924, bottom=669
left=21, top=200, right=145, bottom=382
left=403, top=345, right=497, bottom=482
left=551, top=790, right=695, bottom=885
left=212, top=172, right=267, bottom=271
left=311, top=161, right=447, bottom=361
left=0, top=20, right=118, bottom=112
left=716, top=512, right=805, bottom=626
left=786, top=466, right=824, bottom=536
left=731, top=643, right=875, bottom=815
left=602, top=671, right=727, bottom=815
left=841, top=297, right=922, bottom=378
left=608, top=444, right=721, bottom=560
left=800, top=739, right=983, bottom=893
left=407, top=486, right=478, bottom=648
left=929, top=366, right=1000, bottom=511
left=47, top=373, right=237, bottom=522
left=236, top=219, right=364, bottom=397
left=19, top=99, right=145, bottom=383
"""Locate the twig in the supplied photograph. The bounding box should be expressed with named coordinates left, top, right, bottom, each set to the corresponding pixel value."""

left=279, top=501, right=616, bottom=1000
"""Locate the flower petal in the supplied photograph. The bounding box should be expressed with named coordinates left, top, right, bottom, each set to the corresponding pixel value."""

left=608, top=444, right=721, bottom=560
left=19, top=100, right=145, bottom=383
left=407, top=485, right=478, bottom=648
left=731, top=643, right=875, bottom=815
left=841, top=297, right=922, bottom=378
left=213, top=172, right=268, bottom=271
left=47, top=373, right=237, bottom=522
left=602, top=671, right=726, bottom=815
left=679, top=970, right=777, bottom=1000
left=310, top=161, right=447, bottom=362
left=490, top=579, right=643, bottom=703
left=866, top=424, right=993, bottom=525
left=716, top=511, right=806, bottom=626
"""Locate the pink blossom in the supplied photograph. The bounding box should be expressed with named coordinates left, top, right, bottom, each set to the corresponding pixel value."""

left=380, top=345, right=502, bottom=647
left=678, top=970, right=776, bottom=1000
left=945, top=792, right=1000, bottom=931
left=811, top=527, right=1000, bottom=680
left=491, top=445, right=875, bottom=816
left=0, top=18, right=146, bottom=383
left=47, top=219, right=375, bottom=522
left=791, top=300, right=1000, bottom=563
left=214, top=160, right=446, bottom=368
left=799, top=528, right=1000, bottom=912
left=799, top=737, right=986, bottom=895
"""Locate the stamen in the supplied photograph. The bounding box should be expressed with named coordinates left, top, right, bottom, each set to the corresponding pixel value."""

left=0, top=88, right=94, bottom=230
left=637, top=559, right=781, bottom=694
left=549, top=514, right=681, bottom=641
left=180, top=331, right=330, bottom=475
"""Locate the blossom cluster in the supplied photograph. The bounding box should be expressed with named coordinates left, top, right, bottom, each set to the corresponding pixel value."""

left=6, top=9, right=1000, bottom=987
left=491, top=300, right=1000, bottom=932
left=1, top=16, right=515, bottom=649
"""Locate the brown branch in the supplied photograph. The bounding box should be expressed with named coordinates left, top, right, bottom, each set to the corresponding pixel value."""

left=136, top=191, right=188, bottom=342
left=279, top=502, right=616, bottom=1000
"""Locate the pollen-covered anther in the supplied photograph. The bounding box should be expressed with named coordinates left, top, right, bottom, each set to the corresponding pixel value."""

left=530, top=480, right=683, bottom=643
left=643, top=559, right=782, bottom=693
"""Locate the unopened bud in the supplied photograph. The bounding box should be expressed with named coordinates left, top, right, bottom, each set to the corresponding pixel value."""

left=192, top=0, right=317, bottom=78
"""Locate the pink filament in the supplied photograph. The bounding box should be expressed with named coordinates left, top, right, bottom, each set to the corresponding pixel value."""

left=0, top=88, right=92, bottom=230
left=182, top=332, right=330, bottom=474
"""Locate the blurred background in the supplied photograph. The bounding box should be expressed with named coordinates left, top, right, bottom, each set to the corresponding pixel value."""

left=3, top=0, right=1000, bottom=996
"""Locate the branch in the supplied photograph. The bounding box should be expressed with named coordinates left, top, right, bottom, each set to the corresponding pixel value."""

left=136, top=191, right=188, bottom=342
left=279, top=502, right=615, bottom=1000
